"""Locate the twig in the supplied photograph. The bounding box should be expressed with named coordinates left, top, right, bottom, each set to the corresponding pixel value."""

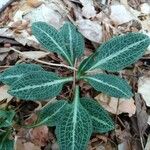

left=115, top=98, right=120, bottom=132
left=10, top=47, right=77, bottom=71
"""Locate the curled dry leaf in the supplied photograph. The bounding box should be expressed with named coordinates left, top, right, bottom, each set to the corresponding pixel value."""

left=29, top=126, right=49, bottom=146
left=95, top=93, right=136, bottom=117
left=110, top=4, right=135, bottom=25
left=79, top=0, right=96, bottom=18
left=24, top=113, right=38, bottom=125
left=134, top=94, right=148, bottom=136
left=21, top=51, right=49, bottom=59
left=76, top=19, right=102, bottom=43
left=138, top=76, right=150, bottom=107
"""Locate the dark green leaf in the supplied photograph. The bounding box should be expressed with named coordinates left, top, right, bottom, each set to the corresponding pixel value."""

left=0, top=131, right=14, bottom=150
left=83, top=74, right=133, bottom=98
left=32, top=22, right=73, bottom=66
left=60, top=22, right=84, bottom=62
left=0, top=110, right=15, bottom=128
left=33, top=100, right=68, bottom=127
left=9, top=71, right=73, bottom=100
left=0, top=63, right=44, bottom=85
left=80, top=97, right=114, bottom=133
left=85, top=33, right=150, bottom=72
left=56, top=86, right=92, bottom=150
left=77, top=52, right=96, bottom=76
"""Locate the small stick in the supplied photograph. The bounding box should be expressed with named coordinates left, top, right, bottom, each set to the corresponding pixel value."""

left=10, top=47, right=77, bottom=71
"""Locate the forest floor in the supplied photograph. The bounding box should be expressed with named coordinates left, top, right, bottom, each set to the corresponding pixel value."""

left=0, top=0, right=150, bottom=150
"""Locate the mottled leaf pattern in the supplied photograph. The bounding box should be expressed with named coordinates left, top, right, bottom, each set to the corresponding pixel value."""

left=80, top=97, right=114, bottom=133
left=32, top=22, right=73, bottom=66
left=55, top=87, right=92, bottom=150
left=60, top=22, right=84, bottom=62
left=0, top=63, right=44, bottom=85
left=0, top=110, right=15, bottom=128
left=83, top=74, right=133, bottom=98
left=34, top=100, right=68, bottom=127
left=9, top=71, right=73, bottom=100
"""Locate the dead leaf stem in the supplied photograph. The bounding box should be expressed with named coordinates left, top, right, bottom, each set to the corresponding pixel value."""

left=10, top=47, right=77, bottom=71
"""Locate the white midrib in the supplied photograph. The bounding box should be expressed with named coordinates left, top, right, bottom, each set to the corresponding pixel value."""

left=68, top=24, right=74, bottom=61
left=80, top=55, right=93, bottom=71
left=12, top=78, right=73, bottom=92
left=3, top=74, right=22, bottom=79
left=92, top=116, right=112, bottom=128
left=35, top=26, right=72, bottom=66
left=89, top=39, right=146, bottom=70
left=86, top=77, right=128, bottom=97
left=71, top=93, right=78, bottom=150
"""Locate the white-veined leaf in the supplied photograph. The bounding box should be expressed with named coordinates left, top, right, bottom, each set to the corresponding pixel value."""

left=80, top=97, right=114, bottom=133
left=9, top=71, right=73, bottom=100
left=0, top=110, right=15, bottom=128
left=0, top=131, right=14, bottom=150
left=60, top=22, right=84, bottom=62
left=82, top=33, right=150, bottom=72
left=78, top=52, right=97, bottom=76
left=0, top=63, right=44, bottom=85
left=55, top=86, right=92, bottom=150
left=32, top=22, right=73, bottom=66
left=32, top=100, right=68, bottom=127
left=83, top=74, right=133, bottom=98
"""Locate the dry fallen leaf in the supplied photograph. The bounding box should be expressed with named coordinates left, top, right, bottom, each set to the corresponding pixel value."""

left=0, top=0, right=67, bottom=47
left=15, top=137, right=41, bottom=150
left=110, top=4, right=135, bottom=25
left=0, top=85, right=13, bottom=102
left=29, top=126, right=49, bottom=146
left=140, top=3, right=150, bottom=15
left=0, top=0, right=11, bottom=12
left=118, top=141, right=132, bottom=150
left=79, top=0, right=96, bottom=18
left=134, top=94, right=148, bottom=136
left=0, top=53, right=8, bottom=62
left=27, top=0, right=43, bottom=8
left=0, top=85, right=13, bottom=108
left=76, top=19, right=102, bottom=43
left=24, top=3, right=65, bottom=29
left=95, top=93, right=136, bottom=117
left=138, top=76, right=150, bottom=107
left=21, top=51, right=49, bottom=59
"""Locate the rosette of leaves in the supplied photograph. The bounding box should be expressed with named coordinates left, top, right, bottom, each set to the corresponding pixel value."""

left=0, top=21, right=150, bottom=150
